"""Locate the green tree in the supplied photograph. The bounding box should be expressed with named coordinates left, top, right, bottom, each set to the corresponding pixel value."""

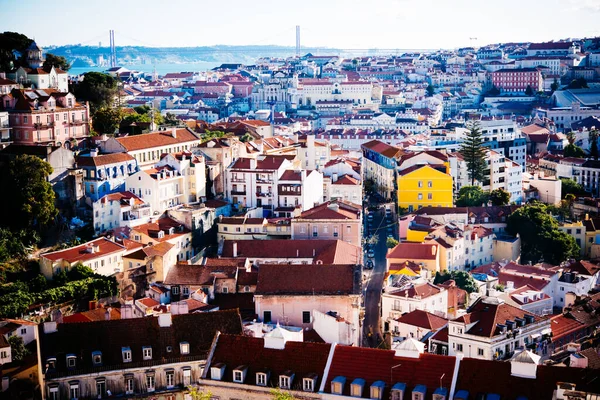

left=567, top=78, right=588, bottom=90
left=164, top=112, right=180, bottom=127
left=566, top=131, right=575, bottom=145
left=459, top=123, right=487, bottom=185
left=240, top=133, right=253, bottom=143
left=561, top=178, right=587, bottom=198
left=7, top=335, right=30, bottom=361
left=0, top=31, right=33, bottom=72
left=426, top=84, right=435, bottom=97
left=92, top=107, right=122, bottom=134
left=488, top=85, right=500, bottom=96
left=29, top=274, right=48, bottom=293
left=386, top=237, right=399, bottom=248
left=564, top=144, right=585, bottom=157
left=187, top=386, right=212, bottom=400
left=0, top=155, right=57, bottom=231
left=550, top=78, right=559, bottom=93
left=456, top=186, right=489, bottom=207
left=434, top=270, right=478, bottom=293
left=73, top=72, right=118, bottom=111
left=271, top=388, right=296, bottom=400
left=489, top=188, right=511, bottom=206
left=67, top=264, right=94, bottom=281
left=525, top=85, right=534, bottom=96
left=43, top=53, right=70, bottom=71
left=590, top=129, right=599, bottom=160
left=506, top=203, right=579, bottom=264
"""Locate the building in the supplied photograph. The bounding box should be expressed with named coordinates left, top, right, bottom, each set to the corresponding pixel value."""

left=298, top=80, right=373, bottom=107
left=0, top=318, right=37, bottom=346
left=8, top=42, right=69, bottom=92
left=389, top=309, right=448, bottom=340
left=40, top=237, right=127, bottom=279
left=397, top=165, right=453, bottom=212
left=491, top=68, right=543, bottom=93
left=361, top=140, right=403, bottom=199
left=1, top=88, right=90, bottom=148
left=277, top=169, right=324, bottom=213
left=447, top=297, right=550, bottom=360
left=39, top=310, right=243, bottom=400
left=101, top=128, right=202, bottom=169
left=92, top=191, right=151, bottom=234
left=386, top=242, right=441, bottom=274
left=77, top=150, right=137, bottom=202
left=130, top=217, right=194, bottom=263
left=254, top=264, right=362, bottom=346
left=291, top=201, right=362, bottom=247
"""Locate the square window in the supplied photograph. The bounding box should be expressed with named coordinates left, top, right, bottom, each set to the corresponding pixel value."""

left=143, top=347, right=152, bottom=360
left=302, top=311, right=311, bottom=324
left=180, top=342, right=190, bottom=355
left=257, top=373, right=267, bottom=386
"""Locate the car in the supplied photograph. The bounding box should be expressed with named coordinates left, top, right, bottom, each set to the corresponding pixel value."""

left=367, top=249, right=375, bottom=258
left=387, top=226, right=393, bottom=233
left=365, top=259, right=374, bottom=269
left=367, top=214, right=374, bottom=221
left=385, top=208, right=392, bottom=216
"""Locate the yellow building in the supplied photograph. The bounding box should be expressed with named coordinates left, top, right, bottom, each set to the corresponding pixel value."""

left=397, top=165, right=453, bottom=212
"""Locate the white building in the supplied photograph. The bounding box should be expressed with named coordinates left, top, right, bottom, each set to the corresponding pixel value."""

left=92, top=191, right=152, bottom=234
left=130, top=216, right=194, bottom=262
left=298, top=80, right=374, bottom=107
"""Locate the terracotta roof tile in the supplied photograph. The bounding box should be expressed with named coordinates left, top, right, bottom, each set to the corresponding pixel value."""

left=41, top=237, right=126, bottom=264
left=395, top=309, right=448, bottom=330
left=116, top=129, right=200, bottom=151
left=387, top=242, right=438, bottom=261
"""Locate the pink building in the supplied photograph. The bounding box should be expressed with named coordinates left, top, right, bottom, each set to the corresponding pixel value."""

left=1, top=88, right=90, bottom=148
left=491, top=68, right=543, bottom=93
left=193, top=81, right=232, bottom=95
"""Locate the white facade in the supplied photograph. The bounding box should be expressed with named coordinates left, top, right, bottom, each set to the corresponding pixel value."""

left=92, top=193, right=152, bottom=233
left=126, top=168, right=185, bottom=215
left=299, top=81, right=373, bottom=106
left=381, top=285, right=448, bottom=326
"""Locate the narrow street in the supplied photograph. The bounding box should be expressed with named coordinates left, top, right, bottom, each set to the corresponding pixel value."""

left=362, top=204, right=395, bottom=347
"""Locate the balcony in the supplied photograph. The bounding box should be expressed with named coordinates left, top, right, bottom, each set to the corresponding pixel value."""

left=231, top=190, right=246, bottom=195
left=33, top=121, right=55, bottom=129
left=257, top=192, right=273, bottom=197
left=69, top=118, right=89, bottom=126
left=230, top=176, right=245, bottom=183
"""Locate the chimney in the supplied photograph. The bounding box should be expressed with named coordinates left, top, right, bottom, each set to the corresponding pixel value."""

left=121, top=304, right=134, bottom=319
left=233, top=242, right=238, bottom=258
left=43, top=321, right=58, bottom=334
left=171, top=128, right=177, bottom=138
left=250, top=158, right=257, bottom=169
left=328, top=202, right=340, bottom=212
left=158, top=312, right=172, bottom=327
left=90, top=148, right=98, bottom=157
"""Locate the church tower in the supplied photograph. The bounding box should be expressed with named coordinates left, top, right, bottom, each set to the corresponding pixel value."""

left=26, top=41, right=45, bottom=69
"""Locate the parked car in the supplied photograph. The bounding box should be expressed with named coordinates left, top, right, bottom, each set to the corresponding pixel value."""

left=367, top=249, right=375, bottom=258
left=365, top=259, right=374, bottom=269
left=367, top=213, right=374, bottom=221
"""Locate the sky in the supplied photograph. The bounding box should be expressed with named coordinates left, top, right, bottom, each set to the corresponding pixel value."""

left=2, top=0, right=600, bottom=50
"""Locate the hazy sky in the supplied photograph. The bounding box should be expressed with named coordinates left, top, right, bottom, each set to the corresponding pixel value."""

left=2, top=0, right=600, bottom=49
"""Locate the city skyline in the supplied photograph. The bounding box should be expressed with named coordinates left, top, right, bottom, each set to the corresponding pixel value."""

left=3, top=0, right=600, bottom=50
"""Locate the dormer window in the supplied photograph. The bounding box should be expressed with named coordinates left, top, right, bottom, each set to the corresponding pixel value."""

left=391, top=383, right=406, bottom=400
left=210, top=363, right=226, bottom=381
left=180, top=342, right=189, bottom=355
left=332, top=376, right=346, bottom=395
left=303, top=374, right=318, bottom=392
left=66, top=354, right=76, bottom=369
left=158, top=231, right=165, bottom=239
left=46, top=357, right=57, bottom=370
left=351, top=378, right=366, bottom=397
left=433, top=387, right=448, bottom=400
left=142, top=346, right=152, bottom=360
left=122, top=347, right=132, bottom=363
left=256, top=371, right=269, bottom=386
left=370, top=381, right=385, bottom=399
left=412, top=384, right=427, bottom=400
left=169, top=227, right=175, bottom=235
left=233, top=365, right=248, bottom=383
left=279, top=371, right=294, bottom=390
left=92, top=351, right=102, bottom=366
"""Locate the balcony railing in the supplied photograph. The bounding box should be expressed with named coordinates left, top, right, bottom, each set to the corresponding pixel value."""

left=34, top=122, right=55, bottom=129
left=257, top=192, right=273, bottom=197
left=69, top=118, right=89, bottom=126
left=231, top=190, right=246, bottom=195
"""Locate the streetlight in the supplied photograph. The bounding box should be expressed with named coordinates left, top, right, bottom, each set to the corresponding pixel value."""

left=390, top=363, right=402, bottom=383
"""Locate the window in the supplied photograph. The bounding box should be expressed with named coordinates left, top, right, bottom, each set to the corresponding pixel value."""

left=180, top=342, right=190, bottom=355
left=313, top=226, right=318, bottom=237
left=166, top=371, right=175, bottom=388
left=233, top=369, right=245, bottom=383
left=428, top=181, right=433, bottom=188
left=96, top=379, right=106, bottom=398
left=456, top=344, right=463, bottom=352
left=69, top=382, right=79, bottom=400
left=20, top=328, right=26, bottom=335
left=171, top=286, right=180, bottom=295
left=66, top=355, right=76, bottom=368
left=183, top=368, right=192, bottom=386
left=263, top=311, right=272, bottom=323
left=478, top=348, right=484, bottom=356
left=303, top=378, right=314, bottom=392
left=48, top=386, right=59, bottom=400
left=125, top=377, right=134, bottom=394
left=302, top=311, right=311, bottom=324
left=143, top=346, right=152, bottom=360
left=418, top=181, right=423, bottom=188
left=279, top=375, right=291, bottom=389
left=333, top=227, right=339, bottom=237
left=122, top=347, right=132, bottom=363
left=257, top=372, right=267, bottom=386
left=92, top=351, right=102, bottom=366
left=417, top=193, right=423, bottom=200
left=146, top=375, right=155, bottom=392
left=427, top=193, right=432, bottom=200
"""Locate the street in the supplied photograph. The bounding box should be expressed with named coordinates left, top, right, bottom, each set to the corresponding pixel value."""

left=362, top=204, right=395, bottom=347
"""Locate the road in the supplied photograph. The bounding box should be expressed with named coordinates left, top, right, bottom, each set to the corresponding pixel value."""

left=362, top=205, right=395, bottom=347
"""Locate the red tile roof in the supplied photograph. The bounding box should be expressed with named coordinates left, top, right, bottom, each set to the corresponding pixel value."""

left=62, top=307, right=121, bottom=323
left=333, top=175, right=360, bottom=185
left=131, top=217, right=190, bottom=242
left=229, top=155, right=291, bottom=170
left=387, top=282, right=443, bottom=300
left=396, top=309, right=448, bottom=330
left=41, top=237, right=126, bottom=263
left=164, top=264, right=239, bottom=286
left=297, top=201, right=361, bottom=220
left=256, top=264, right=360, bottom=296
left=387, top=242, right=438, bottom=261
left=361, top=140, right=403, bottom=159
left=115, top=129, right=200, bottom=151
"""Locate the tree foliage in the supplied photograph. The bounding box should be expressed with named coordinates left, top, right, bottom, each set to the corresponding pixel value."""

left=0, top=31, right=33, bottom=72
left=505, top=202, right=579, bottom=264
left=43, top=53, right=70, bottom=71
left=560, top=178, right=587, bottom=199
left=386, top=237, right=399, bottom=248
left=164, top=112, right=180, bottom=127
left=488, top=85, right=500, bottom=96
left=567, top=78, right=588, bottom=90
left=8, top=336, right=30, bottom=361
left=73, top=72, right=118, bottom=112
left=456, top=186, right=489, bottom=207
left=201, top=130, right=228, bottom=143
left=271, top=388, right=296, bottom=400
left=459, top=123, right=487, bottom=185
left=426, top=84, right=435, bottom=97
left=590, top=129, right=599, bottom=160
left=0, top=155, right=57, bottom=232
left=564, top=144, right=585, bottom=158
left=433, top=270, right=478, bottom=293
left=92, top=107, right=123, bottom=134
left=489, top=188, right=511, bottom=206
left=525, top=85, right=534, bottom=96
left=550, top=78, right=559, bottom=93
left=187, top=386, right=212, bottom=400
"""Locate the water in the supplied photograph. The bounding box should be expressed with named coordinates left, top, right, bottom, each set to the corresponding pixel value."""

left=69, top=61, right=232, bottom=76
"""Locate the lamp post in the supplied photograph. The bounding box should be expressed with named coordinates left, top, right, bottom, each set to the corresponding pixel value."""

left=390, top=363, right=402, bottom=383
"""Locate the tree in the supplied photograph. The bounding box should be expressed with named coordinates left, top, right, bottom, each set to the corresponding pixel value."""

left=164, top=112, right=180, bottom=127
left=459, top=123, right=487, bottom=185
left=506, top=203, right=579, bottom=264
left=92, top=107, right=122, bottom=134
left=561, top=178, right=587, bottom=198
left=187, top=386, right=212, bottom=400
left=566, top=131, right=576, bottom=145
left=489, top=188, right=510, bottom=206
left=7, top=336, right=30, bottom=362
left=433, top=270, right=478, bottom=293
left=43, top=53, right=70, bottom=71
left=67, top=264, right=94, bottom=281
left=0, top=155, right=57, bottom=231
left=240, top=133, right=253, bottom=143
left=550, top=78, right=559, bottom=93
left=456, top=186, right=489, bottom=207
left=426, top=84, right=435, bottom=97
left=567, top=78, right=588, bottom=90
left=488, top=85, right=500, bottom=96
left=73, top=72, right=118, bottom=111
left=386, top=237, right=399, bottom=248
left=271, top=388, right=296, bottom=400
left=590, top=129, right=599, bottom=160
left=0, top=31, right=33, bottom=72
left=525, top=85, right=534, bottom=96
left=564, top=144, right=585, bottom=157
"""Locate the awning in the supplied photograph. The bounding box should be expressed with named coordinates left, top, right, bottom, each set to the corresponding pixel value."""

left=541, top=328, right=552, bottom=335
left=531, top=333, right=541, bottom=340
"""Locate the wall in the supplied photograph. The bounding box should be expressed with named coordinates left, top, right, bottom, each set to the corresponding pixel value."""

left=312, top=310, right=357, bottom=346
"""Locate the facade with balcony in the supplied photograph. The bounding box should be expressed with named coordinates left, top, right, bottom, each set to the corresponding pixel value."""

left=77, top=150, right=138, bottom=202
left=92, top=191, right=152, bottom=234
